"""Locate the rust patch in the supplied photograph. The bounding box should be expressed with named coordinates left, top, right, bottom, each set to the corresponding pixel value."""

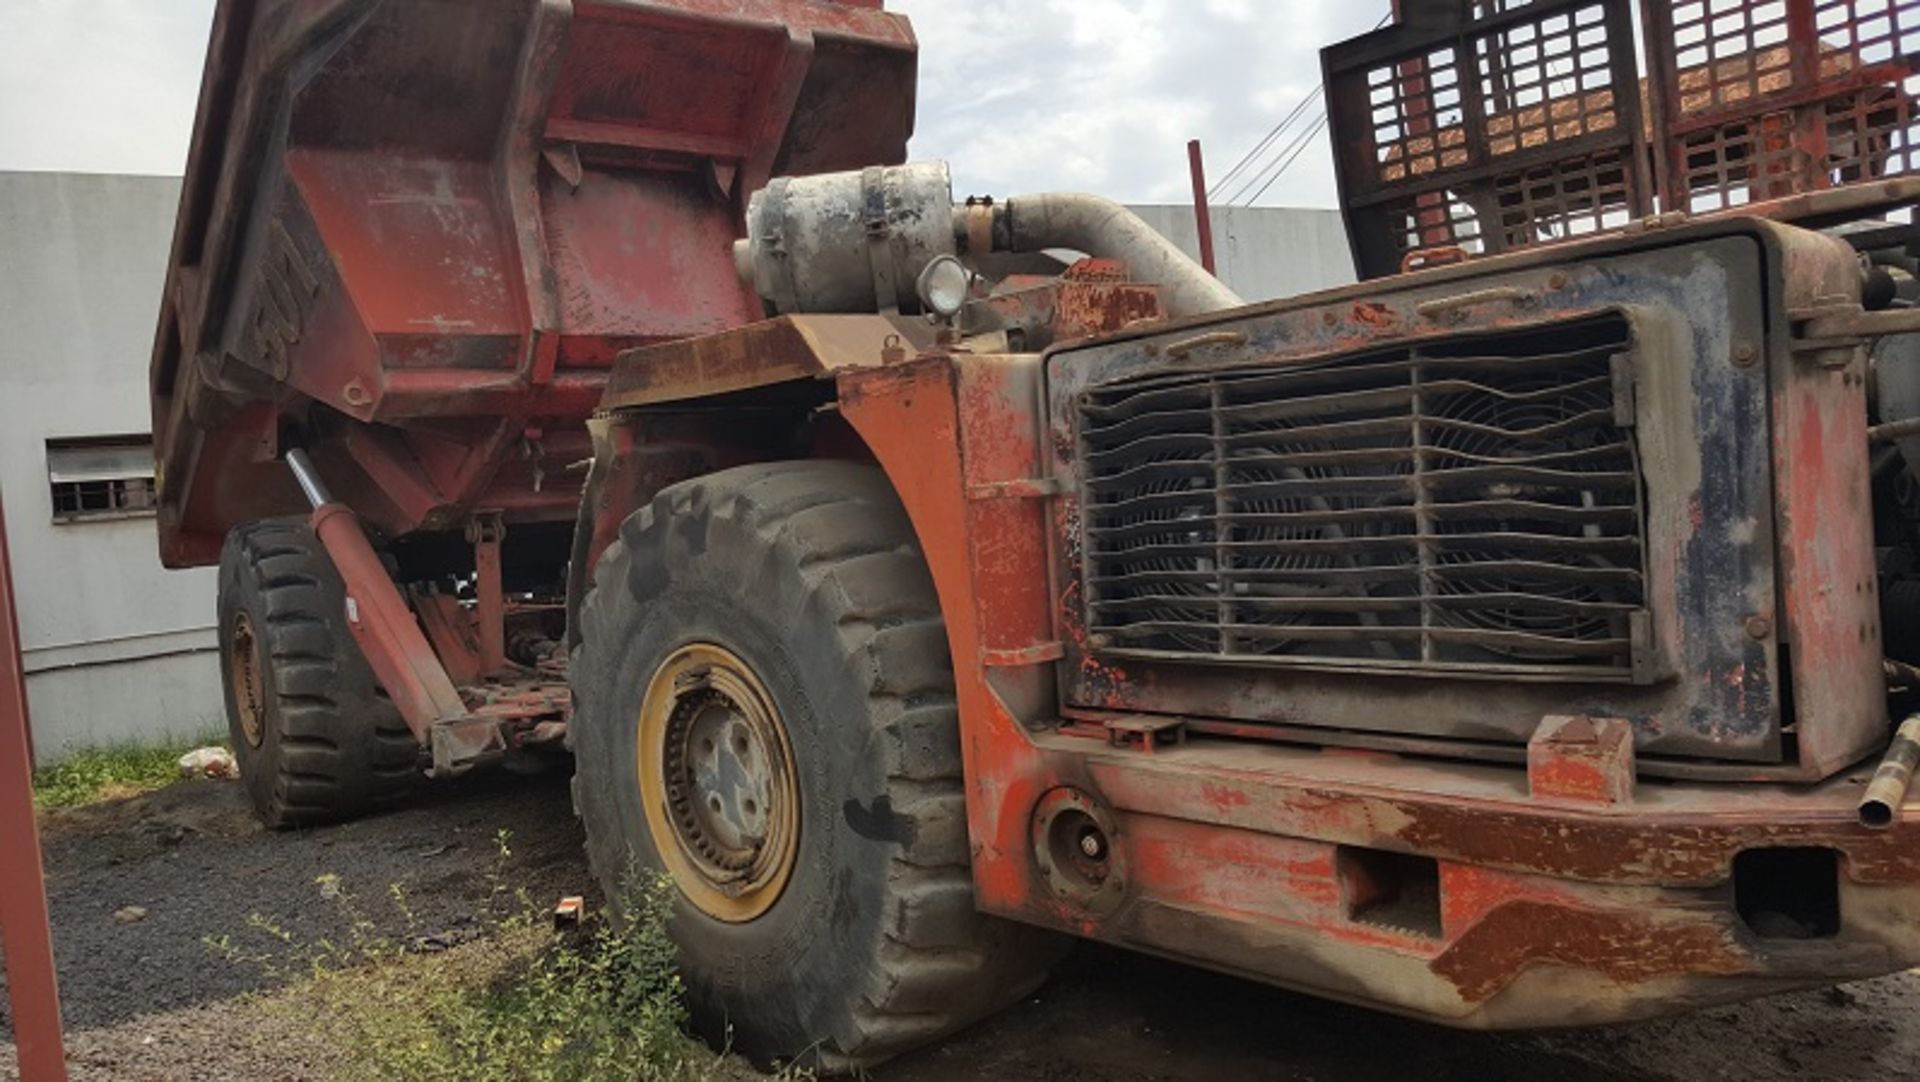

left=1432, top=901, right=1747, bottom=1003
left=1396, top=800, right=1920, bottom=886
left=1350, top=300, right=1399, bottom=328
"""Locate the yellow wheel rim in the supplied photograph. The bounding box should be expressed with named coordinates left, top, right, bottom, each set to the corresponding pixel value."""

left=637, top=643, right=800, bottom=923
left=229, top=611, right=267, bottom=750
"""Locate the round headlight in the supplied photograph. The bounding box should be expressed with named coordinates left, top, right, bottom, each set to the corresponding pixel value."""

left=916, top=255, right=973, bottom=319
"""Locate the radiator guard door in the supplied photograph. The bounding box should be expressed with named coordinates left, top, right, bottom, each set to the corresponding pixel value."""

left=1047, top=235, right=1786, bottom=764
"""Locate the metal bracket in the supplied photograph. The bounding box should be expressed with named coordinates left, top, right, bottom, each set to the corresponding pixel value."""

left=1791, top=301, right=1903, bottom=369
left=428, top=716, right=510, bottom=778
left=464, top=512, right=505, bottom=547
left=1527, top=714, right=1636, bottom=806
left=1105, top=715, right=1187, bottom=753
left=1628, top=610, right=1665, bottom=686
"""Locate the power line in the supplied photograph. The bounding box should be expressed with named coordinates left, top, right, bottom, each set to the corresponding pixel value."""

left=1208, top=9, right=1394, bottom=208
left=1242, top=112, right=1330, bottom=206
left=1222, top=104, right=1327, bottom=206
left=1208, top=84, right=1323, bottom=200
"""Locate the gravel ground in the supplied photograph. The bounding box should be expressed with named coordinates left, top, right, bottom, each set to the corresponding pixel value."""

left=4, top=771, right=1918, bottom=1081
left=1, top=767, right=587, bottom=1081
left=886, top=945, right=1920, bottom=1082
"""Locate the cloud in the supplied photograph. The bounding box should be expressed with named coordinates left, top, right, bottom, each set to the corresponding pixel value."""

left=893, top=0, right=1392, bottom=207
left=0, top=0, right=215, bottom=175
left=0, top=0, right=1388, bottom=209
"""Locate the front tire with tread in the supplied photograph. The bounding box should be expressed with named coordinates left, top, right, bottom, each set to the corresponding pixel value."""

left=570, top=462, right=1065, bottom=1071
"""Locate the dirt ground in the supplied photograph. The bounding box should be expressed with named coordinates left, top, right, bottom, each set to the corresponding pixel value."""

left=3, top=771, right=1918, bottom=1081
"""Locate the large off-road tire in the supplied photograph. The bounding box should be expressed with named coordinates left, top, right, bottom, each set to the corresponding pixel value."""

left=217, top=520, right=420, bottom=829
left=570, top=462, right=1066, bottom=1072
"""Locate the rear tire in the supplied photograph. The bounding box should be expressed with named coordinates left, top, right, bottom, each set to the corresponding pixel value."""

left=217, top=520, right=420, bottom=829
left=570, top=462, right=1065, bottom=1072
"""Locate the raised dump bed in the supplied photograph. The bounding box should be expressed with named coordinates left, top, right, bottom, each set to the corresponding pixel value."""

left=149, top=0, right=916, bottom=567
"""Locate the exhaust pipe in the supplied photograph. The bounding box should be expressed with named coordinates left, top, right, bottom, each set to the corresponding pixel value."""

left=1858, top=714, right=1920, bottom=830
left=987, top=193, right=1244, bottom=318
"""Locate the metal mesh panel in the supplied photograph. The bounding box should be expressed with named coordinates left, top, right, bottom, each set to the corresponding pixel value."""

left=1666, top=0, right=1797, bottom=119
left=1675, top=111, right=1805, bottom=210
left=1371, top=47, right=1472, bottom=185
left=1391, top=192, right=1488, bottom=255
left=1811, top=0, right=1920, bottom=75
left=1824, top=84, right=1920, bottom=180
left=1646, top=0, right=1920, bottom=212
left=1327, top=0, right=1651, bottom=278
left=1077, top=316, right=1649, bottom=677
left=1478, top=4, right=1625, bottom=155
left=1493, top=147, right=1641, bottom=242
left=1328, top=1, right=1920, bottom=276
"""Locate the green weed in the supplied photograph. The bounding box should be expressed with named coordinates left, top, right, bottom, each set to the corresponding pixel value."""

left=217, top=834, right=792, bottom=1082
left=31, top=735, right=223, bottom=810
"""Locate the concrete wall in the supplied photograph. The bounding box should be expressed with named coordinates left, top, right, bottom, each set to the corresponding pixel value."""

left=0, top=171, right=222, bottom=760
left=1126, top=204, right=1355, bottom=301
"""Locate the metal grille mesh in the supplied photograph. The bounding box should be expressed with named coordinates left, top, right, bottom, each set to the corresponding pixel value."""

left=1079, top=317, right=1648, bottom=675
left=1328, top=0, right=1651, bottom=278
left=1652, top=0, right=1920, bottom=214
left=1329, top=1, right=1920, bottom=276
left=1492, top=147, right=1639, bottom=246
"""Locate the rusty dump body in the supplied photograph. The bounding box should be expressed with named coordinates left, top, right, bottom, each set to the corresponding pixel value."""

left=154, top=0, right=1920, bottom=1045
left=151, top=0, right=915, bottom=568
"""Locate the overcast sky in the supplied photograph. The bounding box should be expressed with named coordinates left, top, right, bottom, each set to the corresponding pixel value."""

left=0, top=0, right=1390, bottom=209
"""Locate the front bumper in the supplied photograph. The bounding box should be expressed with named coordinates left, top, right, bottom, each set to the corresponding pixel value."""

left=1006, top=727, right=1920, bottom=1027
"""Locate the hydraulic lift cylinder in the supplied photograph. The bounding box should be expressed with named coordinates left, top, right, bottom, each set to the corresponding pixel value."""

left=287, top=450, right=464, bottom=741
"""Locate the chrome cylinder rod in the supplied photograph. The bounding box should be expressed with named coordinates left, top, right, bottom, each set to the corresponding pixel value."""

left=285, top=448, right=334, bottom=509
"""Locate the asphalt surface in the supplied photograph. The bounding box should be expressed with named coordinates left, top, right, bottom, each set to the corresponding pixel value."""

left=3, top=770, right=1918, bottom=1081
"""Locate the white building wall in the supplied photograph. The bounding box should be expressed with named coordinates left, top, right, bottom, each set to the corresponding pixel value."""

left=0, top=172, right=223, bottom=760
left=1125, top=204, right=1355, bottom=301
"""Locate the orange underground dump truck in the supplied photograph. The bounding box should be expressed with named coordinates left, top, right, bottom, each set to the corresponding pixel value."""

left=151, top=0, right=1920, bottom=1070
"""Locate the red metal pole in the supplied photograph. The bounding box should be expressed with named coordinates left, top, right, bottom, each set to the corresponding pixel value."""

left=1187, top=139, right=1219, bottom=277
left=0, top=495, right=70, bottom=1082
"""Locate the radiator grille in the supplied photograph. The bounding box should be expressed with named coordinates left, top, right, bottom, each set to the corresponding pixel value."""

left=1078, top=317, right=1648, bottom=677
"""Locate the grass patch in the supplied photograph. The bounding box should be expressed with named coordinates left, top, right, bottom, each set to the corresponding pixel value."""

left=295, top=905, right=764, bottom=1082
left=32, top=736, right=223, bottom=810
left=222, top=834, right=791, bottom=1082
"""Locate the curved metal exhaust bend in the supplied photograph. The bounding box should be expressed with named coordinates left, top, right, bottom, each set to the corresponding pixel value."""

left=991, top=194, right=1244, bottom=319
